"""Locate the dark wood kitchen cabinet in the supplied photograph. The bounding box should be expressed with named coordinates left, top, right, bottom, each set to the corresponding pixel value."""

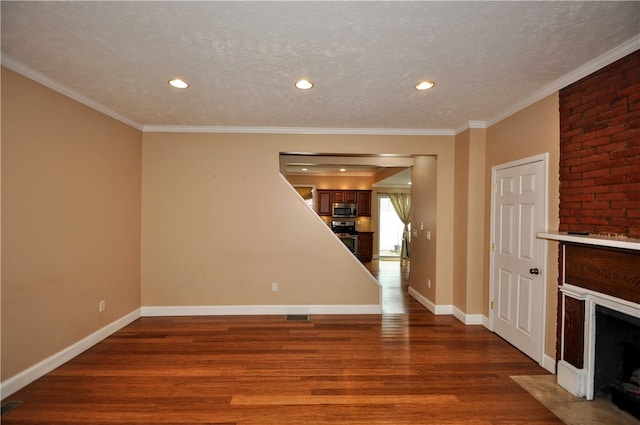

left=316, top=189, right=372, bottom=217
left=317, top=190, right=333, bottom=216
left=334, top=191, right=357, bottom=204
left=357, top=191, right=371, bottom=216
left=357, top=232, right=374, bottom=262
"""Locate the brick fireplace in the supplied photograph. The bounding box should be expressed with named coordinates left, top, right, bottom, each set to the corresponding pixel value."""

left=539, top=49, right=640, bottom=415
left=558, top=49, right=639, bottom=238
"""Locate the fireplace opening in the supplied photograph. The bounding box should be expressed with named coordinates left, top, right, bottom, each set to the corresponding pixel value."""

left=594, top=305, right=640, bottom=419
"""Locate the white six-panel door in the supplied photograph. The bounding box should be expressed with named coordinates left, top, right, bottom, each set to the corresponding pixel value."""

left=491, top=157, right=547, bottom=363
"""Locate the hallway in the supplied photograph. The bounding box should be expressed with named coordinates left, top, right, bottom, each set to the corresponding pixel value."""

left=363, top=259, right=411, bottom=315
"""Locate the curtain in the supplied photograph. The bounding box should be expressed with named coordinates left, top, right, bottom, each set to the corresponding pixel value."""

left=388, top=193, right=411, bottom=267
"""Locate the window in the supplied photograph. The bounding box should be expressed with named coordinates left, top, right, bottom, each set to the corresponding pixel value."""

left=378, top=196, right=406, bottom=257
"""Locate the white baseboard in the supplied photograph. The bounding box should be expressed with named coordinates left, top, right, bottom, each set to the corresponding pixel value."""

left=482, top=314, right=492, bottom=330
left=541, top=354, right=557, bottom=374
left=452, top=306, right=484, bottom=325
left=1, top=308, right=141, bottom=400
left=408, top=287, right=435, bottom=313
left=141, top=304, right=382, bottom=316
left=408, top=287, right=453, bottom=315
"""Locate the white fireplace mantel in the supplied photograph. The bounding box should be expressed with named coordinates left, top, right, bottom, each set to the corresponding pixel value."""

left=542, top=233, right=640, bottom=400
left=537, top=231, right=640, bottom=251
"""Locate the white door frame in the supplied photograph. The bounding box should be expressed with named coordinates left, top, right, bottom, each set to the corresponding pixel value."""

left=488, top=153, right=549, bottom=367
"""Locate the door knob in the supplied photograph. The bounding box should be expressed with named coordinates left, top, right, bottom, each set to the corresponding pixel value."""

left=529, top=268, right=540, bottom=275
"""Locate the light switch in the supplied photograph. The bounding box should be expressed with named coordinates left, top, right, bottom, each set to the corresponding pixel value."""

left=420, top=222, right=424, bottom=231
left=426, top=231, right=431, bottom=240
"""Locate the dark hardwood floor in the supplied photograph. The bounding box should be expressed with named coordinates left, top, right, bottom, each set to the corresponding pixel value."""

left=1, top=259, right=562, bottom=424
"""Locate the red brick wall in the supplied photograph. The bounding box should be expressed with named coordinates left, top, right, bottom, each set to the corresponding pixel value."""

left=559, top=50, right=640, bottom=238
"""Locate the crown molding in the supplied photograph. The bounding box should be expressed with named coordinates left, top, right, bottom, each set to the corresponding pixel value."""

left=142, top=125, right=455, bottom=136
left=467, top=120, right=487, bottom=129
left=454, top=120, right=488, bottom=135
left=485, top=35, right=640, bottom=128
left=1, top=54, right=143, bottom=131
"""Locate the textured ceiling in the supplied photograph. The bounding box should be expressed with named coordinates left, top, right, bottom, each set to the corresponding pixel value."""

left=1, top=1, right=639, bottom=133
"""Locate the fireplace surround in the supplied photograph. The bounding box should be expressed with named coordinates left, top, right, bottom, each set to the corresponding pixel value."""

left=538, top=232, right=640, bottom=409
left=553, top=46, right=639, bottom=418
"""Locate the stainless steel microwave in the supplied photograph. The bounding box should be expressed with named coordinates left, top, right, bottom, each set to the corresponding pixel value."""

left=332, top=203, right=357, bottom=218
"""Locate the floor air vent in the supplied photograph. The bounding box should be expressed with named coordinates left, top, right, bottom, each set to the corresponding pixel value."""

left=1, top=401, right=23, bottom=416
left=286, top=314, right=309, bottom=322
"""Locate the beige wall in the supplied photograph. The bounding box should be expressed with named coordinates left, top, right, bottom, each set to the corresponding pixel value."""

left=373, top=167, right=408, bottom=183
left=1, top=68, right=142, bottom=380
left=141, top=133, right=454, bottom=308
left=466, top=129, right=487, bottom=315
left=409, top=156, right=444, bottom=303
left=453, top=131, right=470, bottom=311
left=453, top=128, right=487, bottom=316
left=485, top=93, right=560, bottom=359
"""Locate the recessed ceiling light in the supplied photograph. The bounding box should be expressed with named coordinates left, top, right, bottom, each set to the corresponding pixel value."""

left=301, top=168, right=308, bottom=171
left=339, top=168, right=347, bottom=172
left=169, top=79, right=189, bottom=89
left=295, top=79, right=313, bottom=90
left=415, top=81, right=435, bottom=91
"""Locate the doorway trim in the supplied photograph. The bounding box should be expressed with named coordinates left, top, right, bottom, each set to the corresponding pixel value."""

left=488, top=152, right=549, bottom=367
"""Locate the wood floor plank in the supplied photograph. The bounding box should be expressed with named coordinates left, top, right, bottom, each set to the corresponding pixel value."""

left=230, top=394, right=458, bottom=406
left=1, top=261, right=563, bottom=424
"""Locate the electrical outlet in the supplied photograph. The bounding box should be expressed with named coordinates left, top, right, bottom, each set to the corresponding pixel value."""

left=99, top=300, right=106, bottom=312
left=272, top=282, right=278, bottom=292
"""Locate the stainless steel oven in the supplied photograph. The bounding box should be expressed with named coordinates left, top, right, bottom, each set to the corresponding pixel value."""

left=335, top=233, right=358, bottom=254
left=331, top=220, right=358, bottom=254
